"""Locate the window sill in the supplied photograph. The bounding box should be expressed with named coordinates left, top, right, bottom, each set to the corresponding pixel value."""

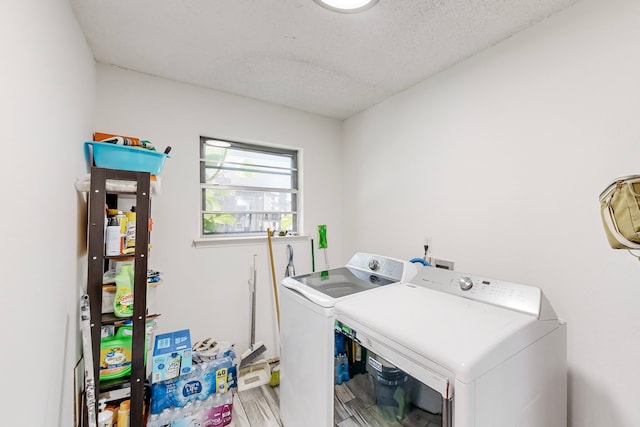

left=193, top=234, right=309, bottom=248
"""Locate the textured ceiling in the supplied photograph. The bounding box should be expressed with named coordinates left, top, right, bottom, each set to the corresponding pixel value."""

left=70, top=0, right=577, bottom=119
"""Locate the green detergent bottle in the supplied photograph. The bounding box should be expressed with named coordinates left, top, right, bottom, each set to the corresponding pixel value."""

left=99, top=321, right=153, bottom=381
left=99, top=325, right=134, bottom=381
left=114, top=264, right=134, bottom=317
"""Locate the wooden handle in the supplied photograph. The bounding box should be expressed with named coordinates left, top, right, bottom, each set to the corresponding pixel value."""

left=267, top=229, right=280, bottom=329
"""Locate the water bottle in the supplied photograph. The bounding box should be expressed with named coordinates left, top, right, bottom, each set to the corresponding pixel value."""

left=335, top=354, right=350, bottom=384
left=146, top=413, right=160, bottom=427
left=335, top=355, right=343, bottom=384
left=341, top=353, right=350, bottom=383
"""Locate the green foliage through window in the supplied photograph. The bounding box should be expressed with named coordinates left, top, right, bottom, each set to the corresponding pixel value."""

left=200, top=137, right=299, bottom=236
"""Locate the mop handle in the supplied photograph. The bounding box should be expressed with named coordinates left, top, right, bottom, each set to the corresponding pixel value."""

left=311, top=238, right=315, bottom=272
left=250, top=254, right=257, bottom=347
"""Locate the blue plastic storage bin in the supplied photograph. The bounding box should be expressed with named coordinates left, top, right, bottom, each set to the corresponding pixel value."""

left=86, top=141, right=169, bottom=175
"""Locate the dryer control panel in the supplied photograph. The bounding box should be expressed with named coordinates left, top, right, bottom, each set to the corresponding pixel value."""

left=410, top=267, right=557, bottom=320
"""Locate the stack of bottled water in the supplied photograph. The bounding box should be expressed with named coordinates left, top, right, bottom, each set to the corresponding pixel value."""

left=149, top=343, right=237, bottom=426
left=146, top=391, right=233, bottom=427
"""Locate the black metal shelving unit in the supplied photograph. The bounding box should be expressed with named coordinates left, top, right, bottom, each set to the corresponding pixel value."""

left=85, top=167, right=151, bottom=427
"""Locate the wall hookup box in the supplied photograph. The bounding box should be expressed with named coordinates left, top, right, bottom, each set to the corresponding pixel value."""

left=152, top=329, right=192, bottom=384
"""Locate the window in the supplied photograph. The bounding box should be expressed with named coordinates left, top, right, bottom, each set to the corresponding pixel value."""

left=200, top=137, right=299, bottom=236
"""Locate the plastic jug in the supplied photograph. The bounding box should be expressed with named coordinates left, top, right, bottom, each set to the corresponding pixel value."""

left=114, top=264, right=134, bottom=317
left=99, top=326, right=134, bottom=381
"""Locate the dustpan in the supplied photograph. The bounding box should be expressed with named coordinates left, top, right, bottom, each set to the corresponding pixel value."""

left=237, top=359, right=271, bottom=391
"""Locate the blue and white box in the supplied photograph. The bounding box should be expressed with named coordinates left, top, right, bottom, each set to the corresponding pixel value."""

left=152, top=329, right=192, bottom=384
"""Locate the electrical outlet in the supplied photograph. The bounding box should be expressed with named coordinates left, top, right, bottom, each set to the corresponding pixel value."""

left=430, top=258, right=454, bottom=270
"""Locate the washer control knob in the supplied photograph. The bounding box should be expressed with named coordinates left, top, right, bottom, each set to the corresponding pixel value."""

left=368, top=259, right=380, bottom=271
left=458, top=277, right=473, bottom=291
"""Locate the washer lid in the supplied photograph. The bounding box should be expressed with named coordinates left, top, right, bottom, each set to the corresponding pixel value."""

left=281, top=252, right=417, bottom=308
left=282, top=266, right=394, bottom=307
left=334, top=282, right=561, bottom=383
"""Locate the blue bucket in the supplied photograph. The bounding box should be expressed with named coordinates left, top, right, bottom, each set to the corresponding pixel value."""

left=86, top=141, right=170, bottom=175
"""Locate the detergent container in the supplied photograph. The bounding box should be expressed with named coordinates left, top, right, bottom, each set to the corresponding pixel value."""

left=99, top=321, right=154, bottom=381
left=113, top=263, right=134, bottom=317
left=100, top=325, right=134, bottom=381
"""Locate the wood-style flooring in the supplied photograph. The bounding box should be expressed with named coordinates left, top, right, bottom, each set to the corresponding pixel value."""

left=230, top=384, right=282, bottom=427
left=229, top=373, right=442, bottom=427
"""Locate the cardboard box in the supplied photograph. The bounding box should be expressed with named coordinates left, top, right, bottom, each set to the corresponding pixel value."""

left=152, top=329, right=192, bottom=383
left=93, top=132, right=140, bottom=145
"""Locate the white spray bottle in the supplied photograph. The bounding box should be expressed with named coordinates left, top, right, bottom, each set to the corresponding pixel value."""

left=97, top=398, right=113, bottom=427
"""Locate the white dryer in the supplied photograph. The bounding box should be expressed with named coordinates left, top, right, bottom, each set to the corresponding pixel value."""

left=333, top=267, right=567, bottom=427
left=279, top=253, right=417, bottom=427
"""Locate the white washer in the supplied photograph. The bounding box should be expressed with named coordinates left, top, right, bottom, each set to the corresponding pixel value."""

left=333, top=266, right=567, bottom=427
left=279, top=253, right=417, bottom=427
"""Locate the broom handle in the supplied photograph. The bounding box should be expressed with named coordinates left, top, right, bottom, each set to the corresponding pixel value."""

left=250, top=254, right=257, bottom=347
left=267, top=229, right=280, bottom=329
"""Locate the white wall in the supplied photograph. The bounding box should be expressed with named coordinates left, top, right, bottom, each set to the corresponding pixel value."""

left=342, top=0, right=640, bottom=425
left=8, top=0, right=634, bottom=424
left=95, top=65, right=344, bottom=360
left=1, top=1, right=95, bottom=426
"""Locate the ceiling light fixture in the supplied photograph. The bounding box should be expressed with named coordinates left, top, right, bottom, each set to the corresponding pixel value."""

left=313, top=0, right=380, bottom=13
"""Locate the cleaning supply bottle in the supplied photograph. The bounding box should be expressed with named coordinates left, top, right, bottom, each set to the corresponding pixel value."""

left=105, top=217, right=121, bottom=256
left=97, top=398, right=113, bottom=427
left=114, top=263, right=134, bottom=317
left=99, top=325, right=133, bottom=380
left=117, top=399, right=130, bottom=427
left=115, top=211, right=127, bottom=253
left=125, top=207, right=136, bottom=249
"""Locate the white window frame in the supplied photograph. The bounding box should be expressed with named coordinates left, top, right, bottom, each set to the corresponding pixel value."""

left=198, top=136, right=300, bottom=240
